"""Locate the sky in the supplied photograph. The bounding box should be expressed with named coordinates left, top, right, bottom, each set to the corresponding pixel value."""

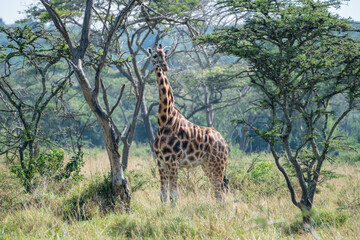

left=0, top=0, right=359, bottom=25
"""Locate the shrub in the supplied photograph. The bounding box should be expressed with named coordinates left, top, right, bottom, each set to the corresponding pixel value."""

left=9, top=148, right=84, bottom=191
left=228, top=154, right=285, bottom=197
left=335, top=150, right=360, bottom=164
left=310, top=208, right=348, bottom=227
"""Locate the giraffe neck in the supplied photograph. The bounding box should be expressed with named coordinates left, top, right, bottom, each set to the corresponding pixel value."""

left=155, top=67, right=175, bottom=128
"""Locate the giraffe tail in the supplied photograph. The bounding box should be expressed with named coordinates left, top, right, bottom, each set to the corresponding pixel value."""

left=223, top=175, right=229, bottom=192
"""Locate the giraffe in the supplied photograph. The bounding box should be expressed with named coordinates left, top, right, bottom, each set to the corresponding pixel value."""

left=148, top=44, right=229, bottom=204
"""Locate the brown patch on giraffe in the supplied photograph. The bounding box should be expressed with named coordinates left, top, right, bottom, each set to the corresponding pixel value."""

left=181, top=141, right=188, bottom=149
left=187, top=144, right=194, bottom=154
left=163, top=128, right=170, bottom=135
left=160, top=115, right=166, bottom=123
left=208, top=136, right=214, bottom=145
left=204, top=143, right=209, bottom=151
left=173, top=141, right=181, bottom=153
left=162, top=147, right=172, bottom=155
left=168, top=137, right=176, bottom=146
left=177, top=129, right=187, bottom=139
left=167, top=116, right=174, bottom=125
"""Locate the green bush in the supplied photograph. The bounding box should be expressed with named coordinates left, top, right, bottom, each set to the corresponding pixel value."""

left=310, top=208, right=348, bottom=227
left=228, top=155, right=284, bottom=197
left=335, top=150, right=360, bottom=164
left=10, top=148, right=84, bottom=191
left=250, top=160, right=276, bottom=184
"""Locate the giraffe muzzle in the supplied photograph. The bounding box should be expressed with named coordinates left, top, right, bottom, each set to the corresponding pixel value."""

left=162, top=64, right=169, bottom=72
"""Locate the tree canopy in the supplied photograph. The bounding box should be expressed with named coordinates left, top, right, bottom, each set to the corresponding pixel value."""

left=201, top=0, right=360, bottom=228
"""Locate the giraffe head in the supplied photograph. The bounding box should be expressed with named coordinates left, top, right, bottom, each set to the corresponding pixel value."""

left=148, top=44, right=170, bottom=72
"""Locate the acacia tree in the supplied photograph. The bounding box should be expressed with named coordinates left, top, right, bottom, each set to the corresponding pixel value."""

left=203, top=0, right=360, bottom=229
left=0, top=25, right=73, bottom=191
left=39, top=0, right=137, bottom=206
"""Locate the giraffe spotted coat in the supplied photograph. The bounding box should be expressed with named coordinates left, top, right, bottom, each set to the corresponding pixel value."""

left=148, top=45, right=229, bottom=203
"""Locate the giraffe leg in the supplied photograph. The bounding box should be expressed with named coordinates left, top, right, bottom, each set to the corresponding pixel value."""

left=168, top=161, right=179, bottom=207
left=158, top=160, right=169, bottom=203
left=202, top=159, right=226, bottom=202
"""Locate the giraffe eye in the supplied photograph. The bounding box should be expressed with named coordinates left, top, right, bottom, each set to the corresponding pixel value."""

left=153, top=55, right=157, bottom=58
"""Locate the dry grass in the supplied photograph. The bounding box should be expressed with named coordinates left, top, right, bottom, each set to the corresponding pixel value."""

left=81, top=149, right=110, bottom=176
left=1, top=146, right=360, bottom=239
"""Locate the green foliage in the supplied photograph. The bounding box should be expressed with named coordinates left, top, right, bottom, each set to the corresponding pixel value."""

left=335, top=150, right=360, bottom=164
left=302, top=208, right=349, bottom=227
left=250, top=160, right=276, bottom=183
left=25, top=0, right=84, bottom=23
left=34, top=148, right=66, bottom=178
left=227, top=154, right=285, bottom=198
left=150, top=0, right=201, bottom=16
left=59, top=151, right=84, bottom=181
left=10, top=149, right=84, bottom=191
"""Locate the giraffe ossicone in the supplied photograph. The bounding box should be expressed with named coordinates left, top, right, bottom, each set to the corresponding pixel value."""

left=149, top=44, right=229, bottom=204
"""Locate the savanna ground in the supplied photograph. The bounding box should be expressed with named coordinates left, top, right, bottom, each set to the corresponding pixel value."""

left=1, top=145, right=360, bottom=239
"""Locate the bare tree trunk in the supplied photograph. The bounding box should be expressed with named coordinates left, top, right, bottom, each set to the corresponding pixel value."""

left=239, top=128, right=250, bottom=152
left=99, top=117, right=130, bottom=203
left=121, top=82, right=144, bottom=170
left=74, top=66, right=130, bottom=204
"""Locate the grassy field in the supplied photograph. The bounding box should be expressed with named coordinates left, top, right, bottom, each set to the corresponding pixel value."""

left=1, top=144, right=360, bottom=239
